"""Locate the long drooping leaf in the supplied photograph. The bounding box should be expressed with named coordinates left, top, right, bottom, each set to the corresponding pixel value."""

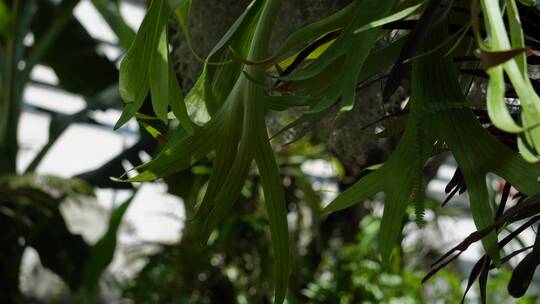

left=480, top=0, right=540, bottom=161
left=183, top=0, right=264, bottom=118
left=324, top=24, right=540, bottom=264
left=116, top=1, right=290, bottom=302
left=382, top=0, right=443, bottom=102
left=354, top=1, right=425, bottom=34
left=271, top=36, right=406, bottom=140
left=168, top=62, right=194, bottom=133
left=265, top=0, right=402, bottom=141
left=242, top=1, right=355, bottom=65
left=149, top=25, right=170, bottom=122
left=116, top=0, right=170, bottom=127
left=281, top=0, right=399, bottom=112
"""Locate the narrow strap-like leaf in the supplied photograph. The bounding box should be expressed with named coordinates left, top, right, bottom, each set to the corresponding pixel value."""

left=354, top=1, right=425, bottom=34
left=254, top=129, right=290, bottom=304
left=149, top=25, right=170, bottom=123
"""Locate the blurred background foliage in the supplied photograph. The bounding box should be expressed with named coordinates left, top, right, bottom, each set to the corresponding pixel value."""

left=1, top=0, right=540, bottom=303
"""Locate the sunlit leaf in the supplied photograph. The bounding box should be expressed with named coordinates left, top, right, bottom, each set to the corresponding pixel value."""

left=149, top=25, right=170, bottom=123
left=354, top=1, right=425, bottom=34
left=117, top=0, right=169, bottom=127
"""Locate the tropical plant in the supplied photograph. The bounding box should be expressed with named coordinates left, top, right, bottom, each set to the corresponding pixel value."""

left=113, top=0, right=540, bottom=302
left=3, top=0, right=540, bottom=302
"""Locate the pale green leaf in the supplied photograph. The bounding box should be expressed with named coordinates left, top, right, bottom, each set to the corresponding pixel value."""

left=486, top=66, right=523, bottom=132
left=149, top=26, right=170, bottom=123
left=354, top=1, right=425, bottom=34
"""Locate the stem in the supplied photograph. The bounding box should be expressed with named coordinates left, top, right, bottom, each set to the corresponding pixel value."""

left=0, top=0, right=23, bottom=175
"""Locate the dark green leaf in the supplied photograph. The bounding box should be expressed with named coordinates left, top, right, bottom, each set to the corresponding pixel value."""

left=81, top=194, right=136, bottom=296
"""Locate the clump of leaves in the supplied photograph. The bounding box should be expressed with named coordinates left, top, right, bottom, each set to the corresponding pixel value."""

left=116, top=0, right=192, bottom=131
left=326, top=24, right=540, bottom=265
left=115, top=0, right=540, bottom=301
left=117, top=0, right=290, bottom=301
left=303, top=215, right=427, bottom=304
left=477, top=0, right=540, bottom=161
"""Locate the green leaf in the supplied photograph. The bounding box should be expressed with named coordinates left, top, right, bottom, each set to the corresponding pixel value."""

left=117, top=1, right=290, bottom=301
left=262, top=2, right=355, bottom=64
left=181, top=0, right=264, bottom=121
left=119, top=0, right=266, bottom=181
left=504, top=0, right=527, bottom=75
left=90, top=0, right=136, bottom=49
left=480, top=0, right=540, bottom=161
left=486, top=65, right=523, bottom=132
left=283, top=0, right=400, bottom=113
left=357, top=36, right=406, bottom=84
left=117, top=123, right=216, bottom=182
left=264, top=95, right=312, bottom=111
left=117, top=0, right=169, bottom=128
left=354, top=1, right=425, bottom=34
left=0, top=0, right=11, bottom=39
left=325, top=24, right=540, bottom=264
left=168, top=62, right=194, bottom=134
left=323, top=98, right=432, bottom=263
left=192, top=101, right=243, bottom=219
left=195, top=0, right=265, bottom=116
left=81, top=193, right=135, bottom=297
left=272, top=36, right=405, bottom=139
left=199, top=147, right=251, bottom=241
left=254, top=133, right=290, bottom=303
left=168, top=0, right=201, bottom=60
left=138, top=120, right=168, bottom=144
left=184, top=69, right=214, bottom=124
left=149, top=25, right=170, bottom=123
